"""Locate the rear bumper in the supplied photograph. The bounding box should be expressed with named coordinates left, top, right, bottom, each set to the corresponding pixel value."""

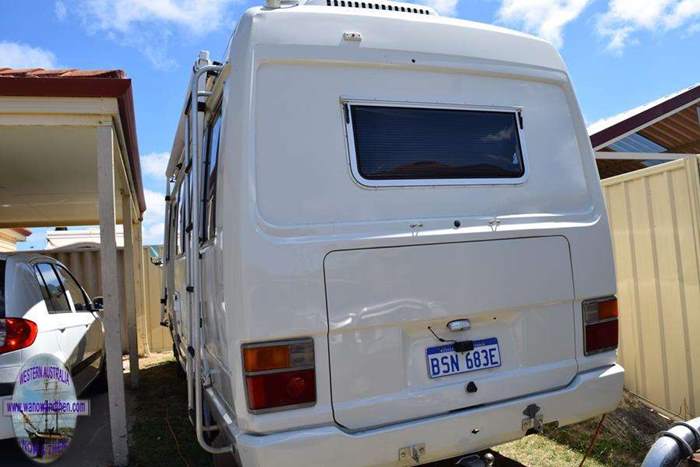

left=235, top=364, right=623, bottom=467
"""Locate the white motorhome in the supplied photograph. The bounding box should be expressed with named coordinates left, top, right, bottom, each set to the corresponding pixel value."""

left=161, top=1, right=624, bottom=465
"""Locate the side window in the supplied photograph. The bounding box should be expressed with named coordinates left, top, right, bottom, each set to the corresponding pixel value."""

left=55, top=265, right=89, bottom=311
left=35, top=263, right=70, bottom=313
left=186, top=169, right=192, bottom=247
left=175, top=184, right=184, bottom=256
left=202, top=108, right=222, bottom=242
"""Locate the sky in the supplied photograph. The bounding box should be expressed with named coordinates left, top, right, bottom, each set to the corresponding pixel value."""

left=2, top=0, right=699, bottom=249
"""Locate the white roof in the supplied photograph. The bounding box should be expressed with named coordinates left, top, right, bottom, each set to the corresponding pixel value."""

left=242, top=4, right=566, bottom=71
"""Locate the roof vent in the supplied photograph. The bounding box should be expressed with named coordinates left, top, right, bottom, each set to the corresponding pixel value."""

left=321, top=0, right=435, bottom=15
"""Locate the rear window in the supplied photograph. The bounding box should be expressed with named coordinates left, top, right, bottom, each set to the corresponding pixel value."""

left=347, top=104, right=525, bottom=185
left=0, top=260, right=5, bottom=317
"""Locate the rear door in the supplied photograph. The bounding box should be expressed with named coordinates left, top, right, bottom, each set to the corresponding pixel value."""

left=324, top=236, right=576, bottom=430
left=54, top=264, right=103, bottom=388
left=34, top=263, right=84, bottom=371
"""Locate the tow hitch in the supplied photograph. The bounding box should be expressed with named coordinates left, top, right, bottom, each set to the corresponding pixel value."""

left=521, top=403, right=544, bottom=435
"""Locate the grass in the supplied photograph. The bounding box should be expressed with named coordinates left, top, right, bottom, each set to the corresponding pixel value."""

left=127, top=354, right=672, bottom=467
left=127, top=353, right=212, bottom=467
left=492, top=392, right=671, bottom=467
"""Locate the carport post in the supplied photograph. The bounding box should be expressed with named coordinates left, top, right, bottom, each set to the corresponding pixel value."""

left=134, top=222, right=150, bottom=356
left=97, top=125, right=129, bottom=466
left=122, top=192, right=140, bottom=388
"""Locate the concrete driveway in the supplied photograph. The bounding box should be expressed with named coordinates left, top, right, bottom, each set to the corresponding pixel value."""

left=0, top=386, right=112, bottom=467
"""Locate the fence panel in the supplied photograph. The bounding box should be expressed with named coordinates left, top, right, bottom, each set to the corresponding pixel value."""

left=42, top=245, right=171, bottom=354
left=602, top=156, right=700, bottom=419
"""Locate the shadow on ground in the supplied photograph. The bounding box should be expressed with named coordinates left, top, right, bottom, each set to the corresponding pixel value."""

left=127, top=356, right=212, bottom=467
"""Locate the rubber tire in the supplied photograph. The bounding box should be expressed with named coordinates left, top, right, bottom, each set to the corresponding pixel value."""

left=91, top=354, right=108, bottom=393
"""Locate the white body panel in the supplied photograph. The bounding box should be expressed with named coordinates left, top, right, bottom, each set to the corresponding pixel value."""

left=325, top=237, right=577, bottom=430
left=162, top=3, right=622, bottom=464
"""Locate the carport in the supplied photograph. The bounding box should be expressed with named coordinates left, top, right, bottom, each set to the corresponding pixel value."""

left=0, top=68, right=146, bottom=466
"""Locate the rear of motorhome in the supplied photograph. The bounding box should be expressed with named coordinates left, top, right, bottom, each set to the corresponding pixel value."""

left=161, top=1, right=623, bottom=464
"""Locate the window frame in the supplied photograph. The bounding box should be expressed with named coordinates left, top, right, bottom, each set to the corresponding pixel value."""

left=175, top=181, right=186, bottom=257
left=201, top=102, right=223, bottom=244
left=342, top=99, right=529, bottom=188
left=54, top=264, right=91, bottom=312
left=34, top=263, right=72, bottom=314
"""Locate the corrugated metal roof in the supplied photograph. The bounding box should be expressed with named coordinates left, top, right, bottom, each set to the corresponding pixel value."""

left=607, top=133, right=668, bottom=153
left=591, top=84, right=700, bottom=179
left=589, top=83, right=700, bottom=152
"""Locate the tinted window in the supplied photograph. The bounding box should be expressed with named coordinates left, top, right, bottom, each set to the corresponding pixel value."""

left=349, top=105, right=524, bottom=181
left=0, top=260, right=5, bottom=317
left=165, top=201, right=176, bottom=262
left=34, top=267, right=54, bottom=311
left=176, top=185, right=184, bottom=256
left=55, top=265, right=89, bottom=311
left=202, top=110, right=222, bottom=241
left=35, top=264, right=71, bottom=313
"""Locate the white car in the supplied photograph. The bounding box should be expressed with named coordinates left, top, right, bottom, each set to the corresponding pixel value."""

left=0, top=253, right=106, bottom=440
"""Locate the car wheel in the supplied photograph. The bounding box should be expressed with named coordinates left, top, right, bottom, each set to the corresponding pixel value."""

left=91, top=353, right=108, bottom=393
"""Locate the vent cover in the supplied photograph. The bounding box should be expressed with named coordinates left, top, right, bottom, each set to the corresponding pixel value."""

left=324, top=0, right=432, bottom=15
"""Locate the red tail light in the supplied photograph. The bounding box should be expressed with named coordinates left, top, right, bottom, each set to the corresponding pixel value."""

left=0, top=318, right=38, bottom=354
left=242, top=339, right=316, bottom=412
left=583, top=297, right=618, bottom=355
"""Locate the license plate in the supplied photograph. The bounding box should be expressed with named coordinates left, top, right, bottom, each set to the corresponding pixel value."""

left=426, top=338, right=501, bottom=379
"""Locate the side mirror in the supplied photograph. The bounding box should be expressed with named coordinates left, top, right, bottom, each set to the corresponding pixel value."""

left=148, top=246, right=163, bottom=267
left=92, top=296, right=104, bottom=311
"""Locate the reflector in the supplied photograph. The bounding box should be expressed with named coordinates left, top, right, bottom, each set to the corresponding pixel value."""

left=582, top=297, right=618, bottom=355
left=246, top=369, right=316, bottom=411
left=585, top=320, right=618, bottom=354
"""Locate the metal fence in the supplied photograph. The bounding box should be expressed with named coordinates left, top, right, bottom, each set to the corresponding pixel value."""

left=602, top=156, right=700, bottom=419
left=42, top=245, right=172, bottom=354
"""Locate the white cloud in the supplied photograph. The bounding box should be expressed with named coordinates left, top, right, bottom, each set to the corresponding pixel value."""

left=142, top=188, right=166, bottom=245
left=419, top=0, right=458, bottom=16
left=75, top=0, right=240, bottom=69
left=0, top=41, right=58, bottom=69
left=55, top=1, right=67, bottom=20
left=497, top=0, right=593, bottom=48
left=143, top=221, right=166, bottom=246
left=597, top=0, right=700, bottom=52
left=141, top=152, right=170, bottom=179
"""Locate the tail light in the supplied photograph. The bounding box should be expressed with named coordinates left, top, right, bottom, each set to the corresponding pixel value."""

left=242, top=338, right=316, bottom=412
left=0, top=318, right=38, bottom=354
left=582, top=297, right=618, bottom=355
